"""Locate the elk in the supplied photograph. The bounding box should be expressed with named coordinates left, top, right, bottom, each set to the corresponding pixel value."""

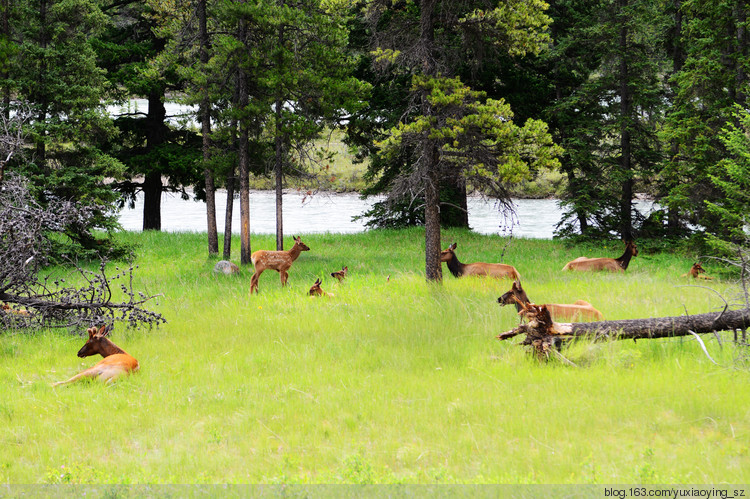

left=562, top=241, right=638, bottom=272
left=53, top=325, right=139, bottom=386
left=330, top=266, right=348, bottom=282
left=309, top=278, right=334, bottom=297
left=439, top=243, right=521, bottom=280
left=1, top=303, right=30, bottom=316
left=498, top=280, right=604, bottom=322
left=682, top=262, right=713, bottom=280
left=250, top=236, right=310, bottom=294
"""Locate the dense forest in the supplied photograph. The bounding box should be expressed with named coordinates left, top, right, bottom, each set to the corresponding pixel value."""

left=1, top=0, right=749, bottom=280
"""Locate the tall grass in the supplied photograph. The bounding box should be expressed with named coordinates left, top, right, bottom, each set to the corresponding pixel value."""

left=1, top=229, right=748, bottom=484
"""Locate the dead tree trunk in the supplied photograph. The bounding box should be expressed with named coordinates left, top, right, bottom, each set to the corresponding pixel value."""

left=498, top=305, right=750, bottom=356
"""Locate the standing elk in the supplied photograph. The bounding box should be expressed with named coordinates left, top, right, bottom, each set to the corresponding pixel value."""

left=309, top=278, right=334, bottom=297
left=682, top=262, right=714, bottom=280
left=562, top=241, right=638, bottom=272
left=250, top=236, right=310, bottom=294
left=330, top=266, right=348, bottom=282
left=440, top=243, right=521, bottom=280
left=498, top=280, right=604, bottom=322
left=53, top=325, right=139, bottom=386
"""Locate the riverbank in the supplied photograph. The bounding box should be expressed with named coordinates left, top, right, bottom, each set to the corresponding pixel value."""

left=2, top=230, right=747, bottom=484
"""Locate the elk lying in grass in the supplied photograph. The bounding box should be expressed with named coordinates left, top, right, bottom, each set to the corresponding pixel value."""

left=330, top=266, right=348, bottom=282
left=498, top=280, right=604, bottom=322
left=682, top=262, right=714, bottom=280
left=1, top=303, right=30, bottom=316
left=562, top=241, right=638, bottom=272
left=440, top=243, right=521, bottom=280
left=53, top=325, right=139, bottom=386
left=250, top=236, right=310, bottom=294
left=309, top=278, right=334, bottom=297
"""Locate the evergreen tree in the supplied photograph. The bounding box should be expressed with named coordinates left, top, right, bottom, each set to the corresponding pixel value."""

left=364, top=0, right=561, bottom=280
left=661, top=0, right=750, bottom=238
left=6, top=0, right=124, bottom=250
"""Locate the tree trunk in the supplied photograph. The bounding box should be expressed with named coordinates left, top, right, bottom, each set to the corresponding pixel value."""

left=238, top=21, right=251, bottom=265
left=420, top=0, right=442, bottom=282
left=275, top=96, right=284, bottom=251
left=498, top=306, right=750, bottom=356
left=142, top=91, right=167, bottom=231
left=424, top=141, right=442, bottom=281
left=274, top=17, right=285, bottom=251
left=618, top=0, right=633, bottom=241
left=142, top=171, right=162, bottom=231
left=198, top=0, right=218, bottom=255
left=223, top=80, right=240, bottom=260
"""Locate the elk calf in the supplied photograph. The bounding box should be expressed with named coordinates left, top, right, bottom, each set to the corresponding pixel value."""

left=309, top=278, right=334, bottom=297
left=562, top=241, right=638, bottom=272
left=250, top=236, right=310, bottom=294
left=682, top=262, right=713, bottom=280
left=330, top=266, right=348, bottom=282
left=440, top=243, right=521, bottom=280
left=53, top=326, right=139, bottom=386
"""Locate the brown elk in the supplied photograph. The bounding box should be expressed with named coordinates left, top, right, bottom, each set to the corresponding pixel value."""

left=440, top=243, right=521, bottom=280
left=53, top=325, right=139, bottom=386
left=309, top=278, right=334, bottom=297
left=330, top=266, right=348, bottom=282
left=498, top=280, right=604, bottom=322
left=250, top=236, right=310, bottom=294
left=562, top=241, right=638, bottom=272
left=1, top=303, right=30, bottom=316
left=682, top=262, right=714, bottom=280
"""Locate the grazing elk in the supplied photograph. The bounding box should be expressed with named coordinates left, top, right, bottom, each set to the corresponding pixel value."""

left=562, top=241, right=638, bottom=272
left=330, top=266, right=348, bottom=282
left=309, top=278, right=334, bottom=297
left=439, top=243, right=521, bottom=280
left=1, top=303, right=30, bottom=316
left=498, top=280, right=604, bottom=322
left=53, top=325, right=139, bottom=386
left=250, top=236, right=310, bottom=294
left=682, top=262, right=714, bottom=280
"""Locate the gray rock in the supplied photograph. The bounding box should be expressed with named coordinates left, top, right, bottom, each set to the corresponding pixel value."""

left=213, top=260, right=240, bottom=275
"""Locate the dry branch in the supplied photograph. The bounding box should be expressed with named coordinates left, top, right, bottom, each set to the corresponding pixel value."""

left=497, top=305, right=750, bottom=356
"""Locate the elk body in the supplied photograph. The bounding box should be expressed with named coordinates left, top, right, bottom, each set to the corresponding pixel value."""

left=330, top=266, right=348, bottom=282
left=498, top=280, right=604, bottom=322
left=53, top=326, right=139, bottom=386
left=250, top=236, right=310, bottom=294
left=562, top=241, right=638, bottom=272
left=682, top=262, right=713, bottom=280
left=309, top=278, right=334, bottom=297
left=440, top=243, right=521, bottom=280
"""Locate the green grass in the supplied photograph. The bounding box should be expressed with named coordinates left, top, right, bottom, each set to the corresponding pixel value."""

left=1, top=229, right=748, bottom=484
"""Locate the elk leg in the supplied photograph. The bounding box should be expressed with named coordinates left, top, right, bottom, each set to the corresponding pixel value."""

left=280, top=270, right=289, bottom=286
left=250, top=271, right=261, bottom=294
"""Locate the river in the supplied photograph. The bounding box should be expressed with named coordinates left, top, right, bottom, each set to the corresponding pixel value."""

left=117, top=190, right=656, bottom=239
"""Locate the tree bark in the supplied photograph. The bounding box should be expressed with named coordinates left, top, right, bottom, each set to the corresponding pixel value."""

left=274, top=14, right=285, bottom=251
left=238, top=21, right=252, bottom=265
left=498, top=307, right=750, bottom=355
left=618, top=0, right=633, bottom=241
left=198, top=0, right=218, bottom=255
left=420, top=0, right=442, bottom=282
left=142, top=90, right=167, bottom=231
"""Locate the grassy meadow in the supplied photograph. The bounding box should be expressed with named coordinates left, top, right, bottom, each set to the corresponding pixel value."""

left=1, top=228, right=749, bottom=484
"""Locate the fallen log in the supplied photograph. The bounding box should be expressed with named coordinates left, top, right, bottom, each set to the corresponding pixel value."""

left=497, top=304, right=750, bottom=357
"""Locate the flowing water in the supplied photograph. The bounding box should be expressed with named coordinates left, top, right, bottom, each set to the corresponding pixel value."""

left=116, top=190, right=644, bottom=239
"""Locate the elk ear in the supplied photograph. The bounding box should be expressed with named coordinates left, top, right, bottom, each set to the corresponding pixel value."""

left=294, top=236, right=300, bottom=242
left=87, top=327, right=97, bottom=339
left=450, top=243, right=457, bottom=250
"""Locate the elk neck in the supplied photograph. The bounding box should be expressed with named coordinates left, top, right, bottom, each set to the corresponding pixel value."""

left=98, top=338, right=128, bottom=357
left=287, top=244, right=304, bottom=261
left=617, top=245, right=634, bottom=270
left=445, top=252, right=465, bottom=277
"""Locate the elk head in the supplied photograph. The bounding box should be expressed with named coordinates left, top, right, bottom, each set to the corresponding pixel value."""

left=77, top=325, right=109, bottom=358
left=439, top=243, right=457, bottom=262
left=293, top=236, right=310, bottom=252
